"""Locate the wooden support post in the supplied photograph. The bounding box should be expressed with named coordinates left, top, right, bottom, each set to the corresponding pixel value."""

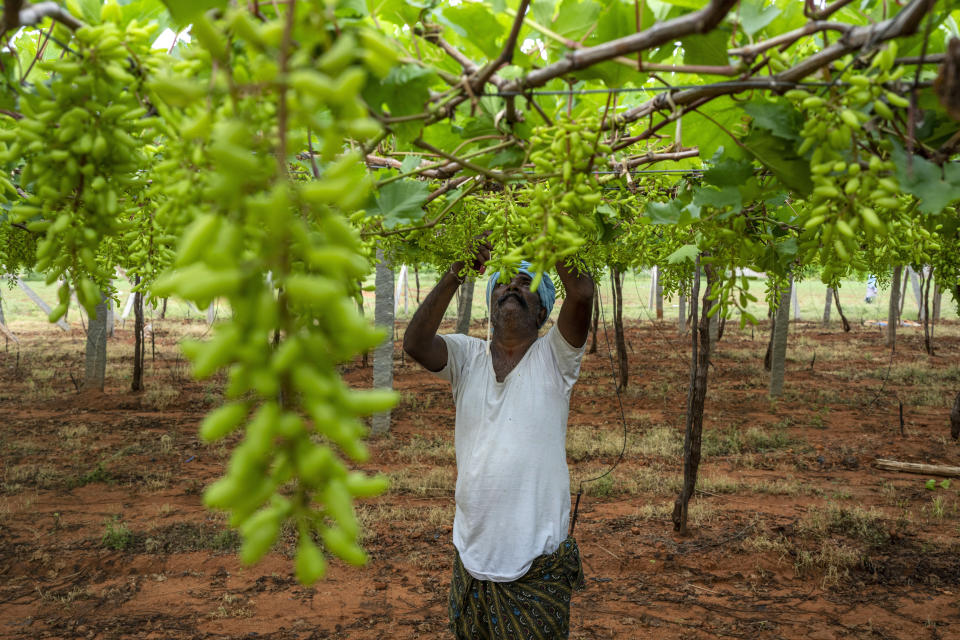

left=456, top=277, right=474, bottom=335
left=791, top=280, right=799, bottom=322
left=85, top=295, right=108, bottom=391
left=887, top=266, right=902, bottom=350
left=678, top=294, right=687, bottom=334
left=371, top=248, right=394, bottom=436
left=769, top=277, right=793, bottom=398
left=907, top=266, right=924, bottom=321
left=16, top=278, right=70, bottom=330
left=823, top=287, right=832, bottom=325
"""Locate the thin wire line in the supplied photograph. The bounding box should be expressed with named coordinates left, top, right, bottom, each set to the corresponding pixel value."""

left=483, top=80, right=843, bottom=97
left=577, top=283, right=629, bottom=486
left=570, top=279, right=629, bottom=536
left=482, top=80, right=931, bottom=98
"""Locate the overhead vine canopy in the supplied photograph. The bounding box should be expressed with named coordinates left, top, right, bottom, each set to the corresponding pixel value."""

left=0, top=0, right=958, bottom=582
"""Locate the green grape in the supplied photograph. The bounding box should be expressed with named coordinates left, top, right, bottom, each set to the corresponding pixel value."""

left=147, top=3, right=392, bottom=583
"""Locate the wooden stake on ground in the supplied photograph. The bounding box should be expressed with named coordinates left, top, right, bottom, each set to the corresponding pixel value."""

left=874, top=459, right=960, bottom=478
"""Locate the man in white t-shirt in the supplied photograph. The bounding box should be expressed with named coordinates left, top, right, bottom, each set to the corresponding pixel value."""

left=403, top=240, right=594, bottom=640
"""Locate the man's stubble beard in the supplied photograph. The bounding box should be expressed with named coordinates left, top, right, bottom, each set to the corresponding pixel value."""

left=491, top=293, right=540, bottom=338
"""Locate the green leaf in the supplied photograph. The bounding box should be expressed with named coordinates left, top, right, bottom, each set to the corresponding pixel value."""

left=658, top=0, right=709, bottom=9
left=680, top=28, right=730, bottom=66
left=67, top=0, right=103, bottom=24
left=335, top=0, right=367, bottom=17
left=773, top=237, right=798, bottom=260
left=399, top=155, right=422, bottom=173
left=740, top=0, right=781, bottom=36
left=370, top=0, right=421, bottom=25
left=703, top=157, right=754, bottom=187
left=941, top=479, right=952, bottom=490
left=373, top=180, right=430, bottom=228
left=741, top=129, right=812, bottom=196
left=552, top=0, right=601, bottom=40
left=693, top=185, right=741, bottom=212
left=578, top=0, right=654, bottom=85
left=362, top=65, right=437, bottom=143
left=743, top=101, right=801, bottom=141
left=531, top=0, right=556, bottom=28
left=645, top=200, right=683, bottom=225
left=119, top=0, right=172, bottom=32
left=681, top=98, right=743, bottom=161
left=667, top=244, right=699, bottom=265
left=161, top=0, right=226, bottom=25
left=439, top=4, right=504, bottom=59
left=925, top=478, right=937, bottom=491
left=891, top=143, right=960, bottom=214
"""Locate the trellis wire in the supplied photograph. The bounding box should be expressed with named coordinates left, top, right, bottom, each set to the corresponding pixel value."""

left=482, top=80, right=931, bottom=98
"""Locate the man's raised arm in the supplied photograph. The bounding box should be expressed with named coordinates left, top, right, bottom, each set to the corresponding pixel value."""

left=555, top=261, right=595, bottom=349
left=403, top=239, right=491, bottom=372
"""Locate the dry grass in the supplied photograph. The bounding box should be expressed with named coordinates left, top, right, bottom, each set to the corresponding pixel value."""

left=396, top=434, right=455, bottom=463
left=357, top=503, right=454, bottom=542
left=141, top=386, right=178, bottom=411
left=388, top=466, right=455, bottom=495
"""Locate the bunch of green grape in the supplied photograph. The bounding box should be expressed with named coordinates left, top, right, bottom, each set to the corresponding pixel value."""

left=487, top=113, right=607, bottom=290
left=149, top=3, right=396, bottom=585
left=0, top=15, right=163, bottom=317
left=785, top=44, right=913, bottom=281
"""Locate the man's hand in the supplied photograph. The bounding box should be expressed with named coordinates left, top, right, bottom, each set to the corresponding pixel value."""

left=452, top=231, right=493, bottom=280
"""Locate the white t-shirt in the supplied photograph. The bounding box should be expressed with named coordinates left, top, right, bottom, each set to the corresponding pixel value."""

left=435, top=325, right=585, bottom=582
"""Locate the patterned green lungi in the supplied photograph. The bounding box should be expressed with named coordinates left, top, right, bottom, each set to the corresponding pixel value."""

left=448, top=537, right=585, bottom=640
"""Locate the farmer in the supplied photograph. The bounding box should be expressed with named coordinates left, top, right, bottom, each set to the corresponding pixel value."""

left=403, top=238, right=595, bottom=640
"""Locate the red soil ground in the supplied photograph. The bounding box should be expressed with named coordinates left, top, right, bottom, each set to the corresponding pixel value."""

left=1, top=317, right=959, bottom=639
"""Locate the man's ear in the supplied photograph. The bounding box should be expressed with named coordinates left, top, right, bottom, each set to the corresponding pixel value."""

left=537, top=306, right=547, bottom=326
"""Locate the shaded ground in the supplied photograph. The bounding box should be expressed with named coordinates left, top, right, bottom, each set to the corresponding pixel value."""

left=1, top=314, right=959, bottom=639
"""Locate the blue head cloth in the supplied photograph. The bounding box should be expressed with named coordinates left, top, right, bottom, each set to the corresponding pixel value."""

left=486, top=260, right=555, bottom=328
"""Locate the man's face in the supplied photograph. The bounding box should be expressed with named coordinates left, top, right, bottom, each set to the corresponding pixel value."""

left=490, top=271, right=546, bottom=330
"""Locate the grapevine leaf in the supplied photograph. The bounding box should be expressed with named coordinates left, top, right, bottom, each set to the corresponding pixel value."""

left=774, top=237, right=798, bottom=260
left=67, top=0, right=102, bottom=24
left=370, top=0, right=421, bottom=25
left=161, top=0, right=227, bottom=24
left=682, top=97, right=741, bottom=160
left=739, top=0, right=781, bottom=36
left=362, top=65, right=437, bottom=142
left=693, top=185, right=741, bottom=213
left=552, top=0, right=602, bottom=40
left=891, top=143, right=960, bottom=214
left=578, top=0, right=654, bottom=85
left=667, top=244, right=699, bottom=265
left=373, top=180, right=430, bottom=228
left=658, top=0, right=709, bottom=9
left=487, top=147, right=526, bottom=169
left=743, top=101, right=801, bottom=142
left=645, top=200, right=684, bottom=225
left=531, top=0, right=556, bottom=28
left=120, top=0, right=173, bottom=32
left=439, top=4, right=504, bottom=59
left=741, top=129, right=812, bottom=196
left=703, top=156, right=754, bottom=187
left=400, top=155, right=422, bottom=173
left=680, top=28, right=730, bottom=66
left=335, top=0, right=368, bottom=18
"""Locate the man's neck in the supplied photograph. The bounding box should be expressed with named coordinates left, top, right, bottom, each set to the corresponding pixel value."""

left=490, top=324, right=538, bottom=357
